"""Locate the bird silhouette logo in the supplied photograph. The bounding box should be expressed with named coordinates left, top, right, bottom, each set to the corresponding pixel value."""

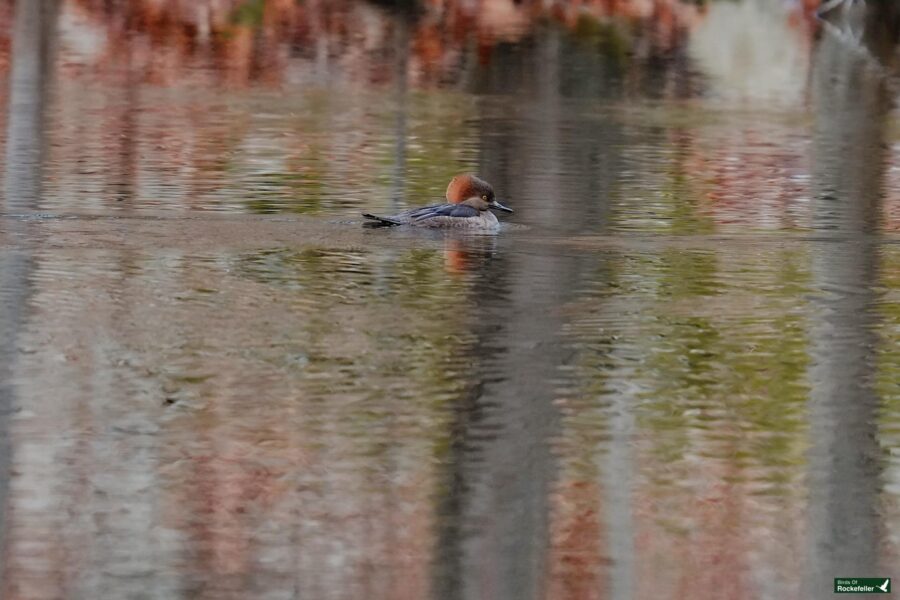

left=878, top=579, right=890, bottom=593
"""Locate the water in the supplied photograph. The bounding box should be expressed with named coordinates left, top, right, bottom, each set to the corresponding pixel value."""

left=1, top=1, right=899, bottom=599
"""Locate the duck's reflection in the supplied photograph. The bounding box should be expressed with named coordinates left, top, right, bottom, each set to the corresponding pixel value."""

left=442, top=234, right=499, bottom=275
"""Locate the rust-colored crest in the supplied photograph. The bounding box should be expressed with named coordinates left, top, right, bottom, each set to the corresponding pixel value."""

left=445, top=174, right=473, bottom=204
left=445, top=173, right=492, bottom=204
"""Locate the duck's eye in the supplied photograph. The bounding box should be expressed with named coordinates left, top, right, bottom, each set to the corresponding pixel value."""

left=482, top=195, right=488, bottom=200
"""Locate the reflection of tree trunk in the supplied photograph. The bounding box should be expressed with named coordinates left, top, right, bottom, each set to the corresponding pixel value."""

left=0, top=0, right=58, bottom=558
left=391, top=14, right=409, bottom=209
left=5, top=0, right=57, bottom=212
left=432, top=23, right=646, bottom=599
left=432, top=29, right=571, bottom=600
left=807, top=6, right=894, bottom=596
left=601, top=381, right=634, bottom=600
left=112, top=5, right=138, bottom=205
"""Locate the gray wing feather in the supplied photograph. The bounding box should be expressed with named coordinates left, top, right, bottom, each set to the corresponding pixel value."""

left=412, top=203, right=479, bottom=221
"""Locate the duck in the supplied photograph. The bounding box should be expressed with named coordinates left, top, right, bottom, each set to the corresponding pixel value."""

left=363, top=174, right=513, bottom=229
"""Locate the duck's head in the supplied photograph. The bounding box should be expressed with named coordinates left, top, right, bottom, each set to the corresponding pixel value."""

left=446, top=173, right=513, bottom=213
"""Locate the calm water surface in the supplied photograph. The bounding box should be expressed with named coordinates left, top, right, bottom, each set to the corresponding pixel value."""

left=1, top=1, right=899, bottom=599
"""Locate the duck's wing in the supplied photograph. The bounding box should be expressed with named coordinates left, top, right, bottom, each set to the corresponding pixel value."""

left=362, top=203, right=478, bottom=227
left=361, top=203, right=442, bottom=227
left=409, top=203, right=479, bottom=221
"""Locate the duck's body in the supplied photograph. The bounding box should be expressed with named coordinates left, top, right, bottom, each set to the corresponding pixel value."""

left=363, top=202, right=501, bottom=229
left=363, top=174, right=512, bottom=229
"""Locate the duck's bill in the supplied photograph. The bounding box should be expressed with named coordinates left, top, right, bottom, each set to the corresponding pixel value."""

left=489, top=199, right=514, bottom=213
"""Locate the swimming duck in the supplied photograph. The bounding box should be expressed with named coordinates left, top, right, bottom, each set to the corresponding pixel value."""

left=363, top=174, right=513, bottom=229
